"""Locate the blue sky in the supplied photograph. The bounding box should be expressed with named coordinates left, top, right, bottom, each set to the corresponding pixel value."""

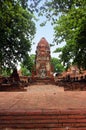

left=30, top=15, right=59, bottom=58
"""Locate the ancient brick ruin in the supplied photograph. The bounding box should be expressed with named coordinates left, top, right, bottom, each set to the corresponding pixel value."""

left=35, top=37, right=53, bottom=78
left=55, top=67, right=86, bottom=91
left=32, top=37, right=54, bottom=84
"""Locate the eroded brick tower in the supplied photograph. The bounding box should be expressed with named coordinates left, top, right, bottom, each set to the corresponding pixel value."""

left=35, top=37, right=53, bottom=78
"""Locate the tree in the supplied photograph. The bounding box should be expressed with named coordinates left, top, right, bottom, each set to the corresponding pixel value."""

left=19, top=0, right=28, bottom=9
left=54, top=6, right=86, bottom=69
left=0, top=0, right=36, bottom=73
left=73, top=21, right=86, bottom=69
left=19, top=0, right=41, bottom=13
left=38, top=0, right=86, bottom=69
left=20, top=54, right=35, bottom=76
left=51, top=57, right=65, bottom=73
left=20, top=65, right=31, bottom=76
left=38, top=0, right=86, bottom=20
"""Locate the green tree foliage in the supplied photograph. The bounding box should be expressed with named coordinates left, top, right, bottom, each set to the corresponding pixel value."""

left=54, top=44, right=74, bottom=69
left=39, top=0, right=86, bottom=20
left=20, top=65, right=31, bottom=76
left=1, top=67, right=11, bottom=76
left=51, top=57, right=65, bottom=73
left=20, top=54, right=35, bottom=76
left=27, top=0, right=41, bottom=13
left=0, top=0, right=36, bottom=72
left=19, top=0, right=28, bottom=9
left=54, top=2, right=86, bottom=69
left=39, top=0, right=86, bottom=69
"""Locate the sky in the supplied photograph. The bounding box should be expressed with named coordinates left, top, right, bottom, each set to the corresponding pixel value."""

left=30, top=15, right=59, bottom=58
left=28, top=1, right=66, bottom=58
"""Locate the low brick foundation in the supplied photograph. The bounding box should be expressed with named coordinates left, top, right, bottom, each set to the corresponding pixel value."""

left=31, top=77, right=55, bottom=85
left=56, top=81, right=86, bottom=91
left=55, top=75, right=86, bottom=91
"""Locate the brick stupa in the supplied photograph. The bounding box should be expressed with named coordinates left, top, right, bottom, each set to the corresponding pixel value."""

left=32, top=37, right=54, bottom=84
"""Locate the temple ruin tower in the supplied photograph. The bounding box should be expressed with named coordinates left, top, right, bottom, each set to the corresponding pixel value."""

left=35, top=37, right=53, bottom=78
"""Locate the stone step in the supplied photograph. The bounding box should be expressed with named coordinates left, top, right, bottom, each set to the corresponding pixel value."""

left=0, top=109, right=86, bottom=129
left=2, top=128, right=86, bottom=130
left=32, top=78, right=55, bottom=85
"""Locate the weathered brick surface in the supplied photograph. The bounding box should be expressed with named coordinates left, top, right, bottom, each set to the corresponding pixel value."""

left=0, top=110, right=86, bottom=129
left=0, top=85, right=86, bottom=129
left=56, top=77, right=86, bottom=91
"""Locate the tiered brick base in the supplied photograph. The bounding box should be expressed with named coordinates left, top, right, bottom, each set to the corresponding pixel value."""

left=31, top=77, right=55, bottom=85
left=56, top=81, right=86, bottom=91
left=0, top=109, right=86, bottom=129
